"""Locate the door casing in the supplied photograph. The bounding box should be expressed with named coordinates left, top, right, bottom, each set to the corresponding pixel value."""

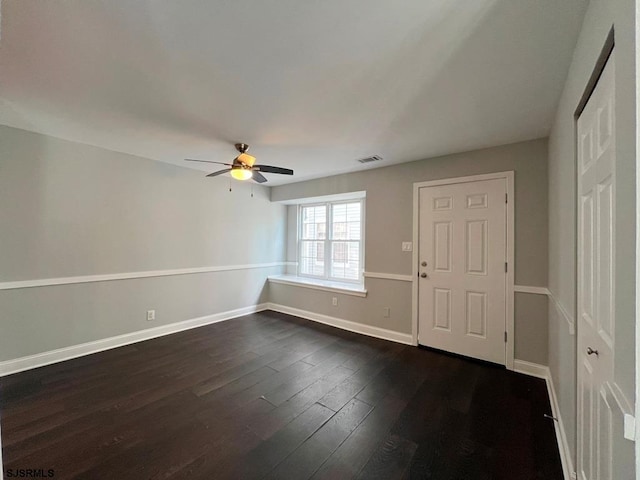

left=411, top=171, right=515, bottom=370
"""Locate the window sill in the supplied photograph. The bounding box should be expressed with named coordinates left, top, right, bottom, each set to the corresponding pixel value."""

left=268, top=275, right=367, bottom=297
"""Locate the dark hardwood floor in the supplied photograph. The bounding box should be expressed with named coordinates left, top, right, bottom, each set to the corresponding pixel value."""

left=1, top=311, right=563, bottom=479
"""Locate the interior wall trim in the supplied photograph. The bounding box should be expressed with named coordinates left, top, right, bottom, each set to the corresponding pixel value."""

left=512, top=286, right=575, bottom=335
left=267, top=303, right=414, bottom=346
left=547, top=289, right=576, bottom=335
left=513, top=360, right=576, bottom=480
left=0, top=262, right=292, bottom=291
left=363, top=272, right=414, bottom=282
left=0, top=303, right=271, bottom=377
left=514, top=285, right=551, bottom=295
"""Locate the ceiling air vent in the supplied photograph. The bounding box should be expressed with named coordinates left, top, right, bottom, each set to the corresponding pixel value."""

left=357, top=155, right=383, bottom=164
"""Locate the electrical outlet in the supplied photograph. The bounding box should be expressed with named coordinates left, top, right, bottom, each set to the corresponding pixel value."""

left=383, top=307, right=390, bottom=318
left=332, top=297, right=338, bottom=306
left=402, top=242, right=413, bottom=252
left=146, top=310, right=155, bottom=321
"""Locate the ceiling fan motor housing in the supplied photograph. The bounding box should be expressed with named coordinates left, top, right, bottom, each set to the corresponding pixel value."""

left=235, top=143, right=249, bottom=154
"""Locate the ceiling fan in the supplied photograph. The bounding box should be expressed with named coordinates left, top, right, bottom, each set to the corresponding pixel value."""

left=185, top=143, right=293, bottom=183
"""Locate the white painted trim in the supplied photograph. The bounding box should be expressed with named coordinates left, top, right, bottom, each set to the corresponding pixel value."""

left=505, top=172, right=516, bottom=370
left=513, top=359, right=549, bottom=379
left=547, top=368, right=577, bottom=480
left=412, top=178, right=420, bottom=346
left=514, top=360, right=575, bottom=480
left=268, top=275, right=367, bottom=297
left=412, top=171, right=516, bottom=189
left=514, top=285, right=551, bottom=295
left=411, top=171, right=516, bottom=369
left=363, top=271, right=414, bottom=282
left=275, top=190, right=366, bottom=205
left=547, top=289, right=576, bottom=335
left=510, top=286, right=575, bottom=334
left=0, top=304, right=269, bottom=376
left=267, top=303, right=414, bottom=345
left=0, top=262, right=292, bottom=291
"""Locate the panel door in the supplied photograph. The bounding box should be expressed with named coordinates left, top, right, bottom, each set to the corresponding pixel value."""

left=577, top=51, right=615, bottom=480
left=418, top=178, right=507, bottom=365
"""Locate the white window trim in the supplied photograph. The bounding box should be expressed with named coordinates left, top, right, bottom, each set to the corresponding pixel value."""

left=297, top=198, right=365, bottom=285
left=276, top=190, right=366, bottom=205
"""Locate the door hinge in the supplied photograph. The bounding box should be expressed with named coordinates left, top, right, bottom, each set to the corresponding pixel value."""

left=505, top=262, right=508, bottom=273
left=504, top=331, right=508, bottom=343
left=505, top=193, right=508, bottom=204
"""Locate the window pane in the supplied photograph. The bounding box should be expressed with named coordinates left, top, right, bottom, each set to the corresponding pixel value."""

left=331, top=241, right=360, bottom=280
left=332, top=202, right=360, bottom=241
left=300, top=240, right=325, bottom=276
left=301, top=205, right=327, bottom=240
left=333, top=203, right=346, bottom=223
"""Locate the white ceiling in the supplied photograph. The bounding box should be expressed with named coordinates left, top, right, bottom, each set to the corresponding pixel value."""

left=0, top=0, right=587, bottom=185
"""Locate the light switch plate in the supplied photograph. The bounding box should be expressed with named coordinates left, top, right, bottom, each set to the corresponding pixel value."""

left=624, top=413, right=636, bottom=441
left=402, top=242, right=413, bottom=252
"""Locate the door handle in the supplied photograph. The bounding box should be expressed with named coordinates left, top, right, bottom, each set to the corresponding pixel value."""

left=420, top=272, right=427, bottom=278
left=421, top=261, right=427, bottom=267
left=586, top=347, right=599, bottom=356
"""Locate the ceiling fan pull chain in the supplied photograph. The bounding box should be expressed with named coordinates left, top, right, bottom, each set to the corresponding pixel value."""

left=251, top=184, right=254, bottom=198
left=229, top=178, right=232, bottom=192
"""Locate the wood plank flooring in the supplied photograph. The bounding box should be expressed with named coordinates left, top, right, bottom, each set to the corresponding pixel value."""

left=1, top=310, right=563, bottom=479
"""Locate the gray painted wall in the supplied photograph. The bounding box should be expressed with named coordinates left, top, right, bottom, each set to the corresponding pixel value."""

left=271, top=138, right=549, bottom=365
left=547, top=0, right=636, bottom=474
left=0, top=125, right=287, bottom=361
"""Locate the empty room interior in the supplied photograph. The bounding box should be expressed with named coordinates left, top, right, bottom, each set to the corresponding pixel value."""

left=0, top=1, right=638, bottom=479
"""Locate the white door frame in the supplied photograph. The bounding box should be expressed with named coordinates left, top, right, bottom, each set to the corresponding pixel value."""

left=411, top=171, right=515, bottom=369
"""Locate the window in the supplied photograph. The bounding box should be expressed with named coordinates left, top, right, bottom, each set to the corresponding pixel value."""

left=299, top=200, right=364, bottom=283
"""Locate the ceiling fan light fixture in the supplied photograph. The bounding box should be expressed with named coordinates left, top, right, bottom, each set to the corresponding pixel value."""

left=237, top=153, right=256, bottom=166
left=230, top=168, right=253, bottom=181
left=185, top=142, right=293, bottom=184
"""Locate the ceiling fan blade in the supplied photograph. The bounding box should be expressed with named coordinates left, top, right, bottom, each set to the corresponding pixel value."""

left=206, top=169, right=232, bottom=177
left=252, top=171, right=268, bottom=183
left=185, top=159, right=233, bottom=166
left=253, top=165, right=294, bottom=175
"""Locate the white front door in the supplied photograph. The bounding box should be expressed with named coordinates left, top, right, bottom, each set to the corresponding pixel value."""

left=577, top=51, right=615, bottom=480
left=417, top=177, right=507, bottom=365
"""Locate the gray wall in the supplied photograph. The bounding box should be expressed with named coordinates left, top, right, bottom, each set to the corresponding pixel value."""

left=0, top=125, right=287, bottom=361
left=271, top=138, right=549, bottom=364
left=547, top=0, right=637, bottom=474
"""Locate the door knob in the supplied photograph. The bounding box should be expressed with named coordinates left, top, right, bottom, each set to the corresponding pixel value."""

left=586, top=347, right=599, bottom=356
left=420, top=272, right=427, bottom=278
left=421, top=261, right=427, bottom=267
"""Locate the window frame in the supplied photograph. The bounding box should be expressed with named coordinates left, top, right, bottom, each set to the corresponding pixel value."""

left=297, top=199, right=365, bottom=285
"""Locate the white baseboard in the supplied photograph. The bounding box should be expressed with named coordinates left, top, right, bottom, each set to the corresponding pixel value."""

left=0, top=303, right=269, bottom=377
left=266, top=303, right=414, bottom=346
left=514, top=360, right=576, bottom=480
left=513, top=359, right=549, bottom=379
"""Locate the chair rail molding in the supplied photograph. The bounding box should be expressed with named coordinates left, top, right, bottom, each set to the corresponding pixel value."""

left=363, top=271, right=414, bottom=282
left=0, top=262, right=293, bottom=291
left=514, top=285, right=550, bottom=295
